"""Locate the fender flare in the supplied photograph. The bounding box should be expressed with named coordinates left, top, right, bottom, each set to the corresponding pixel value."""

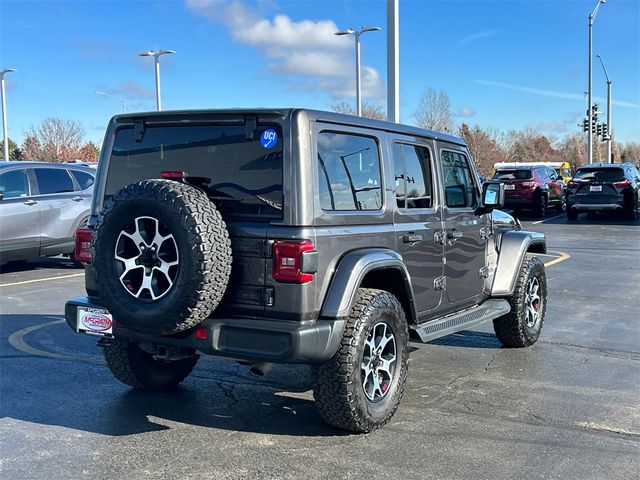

left=320, top=248, right=417, bottom=321
left=491, top=230, right=546, bottom=296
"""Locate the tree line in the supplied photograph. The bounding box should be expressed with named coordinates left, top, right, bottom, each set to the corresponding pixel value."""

left=0, top=118, right=99, bottom=162
left=333, top=89, right=640, bottom=177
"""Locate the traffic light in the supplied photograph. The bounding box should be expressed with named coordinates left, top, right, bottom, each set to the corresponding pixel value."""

left=582, top=119, right=589, bottom=132
left=591, top=118, right=597, bottom=134
left=596, top=123, right=603, bottom=136
left=602, top=123, right=609, bottom=138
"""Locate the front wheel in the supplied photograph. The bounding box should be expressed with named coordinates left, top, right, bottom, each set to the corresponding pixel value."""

left=311, top=288, right=409, bottom=433
left=103, top=338, right=199, bottom=390
left=534, top=193, right=547, bottom=217
left=493, top=256, right=547, bottom=347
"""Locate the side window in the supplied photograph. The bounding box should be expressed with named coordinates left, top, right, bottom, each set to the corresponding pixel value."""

left=393, top=142, right=433, bottom=209
left=0, top=169, right=30, bottom=199
left=70, top=170, right=95, bottom=190
left=440, top=150, right=478, bottom=208
left=33, top=168, right=75, bottom=194
left=317, top=131, right=382, bottom=211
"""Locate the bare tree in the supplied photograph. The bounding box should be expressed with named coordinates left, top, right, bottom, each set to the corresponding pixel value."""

left=414, top=88, right=453, bottom=133
left=22, top=118, right=86, bottom=162
left=331, top=102, right=386, bottom=120
left=556, top=133, right=587, bottom=171
left=620, top=142, right=640, bottom=164
left=504, top=128, right=557, bottom=163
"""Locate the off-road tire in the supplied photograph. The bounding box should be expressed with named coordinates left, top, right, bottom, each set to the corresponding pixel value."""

left=534, top=192, right=547, bottom=217
left=493, top=256, right=547, bottom=347
left=311, top=288, right=409, bottom=433
left=556, top=196, right=567, bottom=212
left=103, top=338, right=198, bottom=390
left=93, top=179, right=232, bottom=335
left=566, top=208, right=578, bottom=220
left=623, top=195, right=639, bottom=220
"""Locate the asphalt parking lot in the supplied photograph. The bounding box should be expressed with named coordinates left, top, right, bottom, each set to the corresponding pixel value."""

left=1, top=212, right=639, bottom=480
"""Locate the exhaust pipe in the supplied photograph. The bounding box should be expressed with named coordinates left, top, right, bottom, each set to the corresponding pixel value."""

left=249, top=362, right=273, bottom=376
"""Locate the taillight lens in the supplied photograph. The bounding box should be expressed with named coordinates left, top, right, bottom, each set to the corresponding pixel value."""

left=567, top=181, right=578, bottom=187
left=521, top=182, right=536, bottom=187
left=613, top=180, right=631, bottom=188
left=75, top=227, right=93, bottom=263
left=272, top=241, right=316, bottom=283
left=161, top=171, right=186, bottom=180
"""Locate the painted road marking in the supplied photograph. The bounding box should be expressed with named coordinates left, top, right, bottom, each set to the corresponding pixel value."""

left=7, top=319, right=104, bottom=365
left=0, top=272, right=85, bottom=288
left=543, top=251, right=570, bottom=267
left=532, top=213, right=565, bottom=225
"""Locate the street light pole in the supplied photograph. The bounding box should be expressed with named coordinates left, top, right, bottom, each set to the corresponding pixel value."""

left=335, top=27, right=381, bottom=117
left=588, top=0, right=606, bottom=164
left=596, top=55, right=612, bottom=163
left=95, top=91, right=127, bottom=112
left=138, top=49, right=175, bottom=111
left=1, top=68, right=16, bottom=162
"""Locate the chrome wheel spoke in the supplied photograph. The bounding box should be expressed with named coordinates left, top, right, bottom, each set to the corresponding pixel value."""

left=361, top=322, right=397, bottom=402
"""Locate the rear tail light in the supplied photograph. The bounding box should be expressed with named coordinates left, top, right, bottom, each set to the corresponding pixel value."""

left=613, top=180, right=631, bottom=187
left=75, top=227, right=93, bottom=263
left=272, top=240, right=316, bottom=284
left=521, top=182, right=535, bottom=187
left=567, top=181, right=578, bottom=187
left=161, top=171, right=186, bottom=180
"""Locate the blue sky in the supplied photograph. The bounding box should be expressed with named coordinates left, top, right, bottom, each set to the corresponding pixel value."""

left=1, top=0, right=639, bottom=147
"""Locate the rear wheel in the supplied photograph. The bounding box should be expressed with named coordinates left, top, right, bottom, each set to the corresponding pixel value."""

left=566, top=208, right=578, bottom=220
left=623, top=195, right=639, bottom=220
left=311, top=288, right=409, bottom=433
left=103, top=338, right=198, bottom=390
left=493, top=256, right=547, bottom=347
left=556, top=196, right=567, bottom=212
left=534, top=193, right=547, bottom=217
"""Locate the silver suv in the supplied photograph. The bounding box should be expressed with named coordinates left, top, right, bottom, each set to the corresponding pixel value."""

left=0, top=161, right=95, bottom=264
left=65, top=109, right=547, bottom=432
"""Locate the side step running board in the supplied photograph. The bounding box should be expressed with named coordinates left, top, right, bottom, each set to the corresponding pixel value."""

left=411, top=299, right=511, bottom=343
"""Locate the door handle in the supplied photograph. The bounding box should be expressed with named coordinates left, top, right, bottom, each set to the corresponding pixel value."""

left=403, top=233, right=423, bottom=244
left=23, top=200, right=38, bottom=206
left=447, top=230, right=463, bottom=239
left=71, top=196, right=83, bottom=202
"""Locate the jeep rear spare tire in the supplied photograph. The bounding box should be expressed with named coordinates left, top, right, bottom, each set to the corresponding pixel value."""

left=93, top=179, right=232, bottom=335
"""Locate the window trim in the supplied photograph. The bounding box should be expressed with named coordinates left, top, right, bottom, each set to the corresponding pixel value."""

left=317, top=129, right=385, bottom=213
left=439, top=148, right=480, bottom=210
left=393, top=140, right=437, bottom=212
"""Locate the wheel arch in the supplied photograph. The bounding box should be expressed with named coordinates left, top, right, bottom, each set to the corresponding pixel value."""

left=319, top=248, right=418, bottom=325
left=491, top=230, right=546, bottom=296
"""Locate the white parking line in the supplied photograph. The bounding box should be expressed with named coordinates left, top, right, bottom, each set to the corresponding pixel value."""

left=0, top=272, right=85, bottom=288
left=532, top=213, right=565, bottom=225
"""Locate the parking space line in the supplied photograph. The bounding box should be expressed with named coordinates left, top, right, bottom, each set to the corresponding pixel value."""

left=544, top=251, right=570, bottom=267
left=532, top=214, right=565, bottom=225
left=0, top=272, right=85, bottom=288
left=8, top=319, right=104, bottom=364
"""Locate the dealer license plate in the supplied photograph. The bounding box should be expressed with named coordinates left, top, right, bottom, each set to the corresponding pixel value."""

left=77, top=307, right=113, bottom=337
left=590, top=185, right=602, bottom=192
left=504, top=184, right=515, bottom=190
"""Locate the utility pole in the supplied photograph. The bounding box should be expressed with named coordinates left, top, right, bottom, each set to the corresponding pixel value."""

left=387, top=0, right=399, bottom=123
left=1, top=68, right=17, bottom=161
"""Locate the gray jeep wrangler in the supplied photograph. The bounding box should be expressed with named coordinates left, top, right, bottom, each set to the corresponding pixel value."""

left=65, top=109, right=547, bottom=432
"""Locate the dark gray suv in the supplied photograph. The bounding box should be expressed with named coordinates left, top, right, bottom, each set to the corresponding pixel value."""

left=65, top=109, right=548, bottom=432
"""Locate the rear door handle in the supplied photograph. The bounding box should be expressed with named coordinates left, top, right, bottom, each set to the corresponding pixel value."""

left=23, top=200, right=38, bottom=206
left=71, top=196, right=83, bottom=202
left=403, top=234, right=423, bottom=244
left=447, top=230, right=463, bottom=239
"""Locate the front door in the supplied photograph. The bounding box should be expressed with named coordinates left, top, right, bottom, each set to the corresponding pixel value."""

left=0, top=168, right=41, bottom=260
left=392, top=141, right=443, bottom=314
left=438, top=146, right=489, bottom=308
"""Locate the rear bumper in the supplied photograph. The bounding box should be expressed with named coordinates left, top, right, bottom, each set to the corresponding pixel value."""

left=65, top=297, right=345, bottom=364
left=570, top=203, right=622, bottom=212
left=567, top=194, right=624, bottom=211
left=503, top=197, right=536, bottom=208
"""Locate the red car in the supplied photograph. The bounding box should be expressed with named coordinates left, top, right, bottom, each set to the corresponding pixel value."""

left=492, top=166, right=565, bottom=217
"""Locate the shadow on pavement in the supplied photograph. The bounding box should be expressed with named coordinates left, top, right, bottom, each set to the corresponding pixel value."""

left=0, top=256, right=82, bottom=274
left=511, top=209, right=640, bottom=226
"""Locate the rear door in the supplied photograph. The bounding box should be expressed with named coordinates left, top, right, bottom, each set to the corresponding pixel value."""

left=437, top=145, right=489, bottom=309
left=0, top=167, right=40, bottom=260
left=392, top=139, right=443, bottom=313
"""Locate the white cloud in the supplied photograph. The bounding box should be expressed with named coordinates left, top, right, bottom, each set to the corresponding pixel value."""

left=458, top=29, right=499, bottom=46
left=185, top=0, right=384, bottom=101
left=102, top=81, right=155, bottom=100
left=526, top=122, right=569, bottom=134
left=456, top=107, right=476, bottom=118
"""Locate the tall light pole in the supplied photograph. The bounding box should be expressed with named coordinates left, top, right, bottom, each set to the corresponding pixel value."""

left=588, top=0, right=606, bottom=164
left=387, top=0, right=400, bottom=123
left=1, top=68, right=16, bottom=162
left=138, top=49, right=175, bottom=111
left=95, top=91, right=127, bottom=112
left=335, top=27, right=381, bottom=117
left=596, top=54, right=612, bottom=163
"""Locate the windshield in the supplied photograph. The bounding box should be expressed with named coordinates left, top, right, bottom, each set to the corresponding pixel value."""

left=106, top=123, right=284, bottom=219
left=493, top=169, right=533, bottom=180
left=573, top=168, right=624, bottom=183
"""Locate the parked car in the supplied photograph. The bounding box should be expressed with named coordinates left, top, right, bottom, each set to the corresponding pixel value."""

left=566, top=162, right=640, bottom=220
left=65, top=109, right=548, bottom=433
left=0, top=161, right=95, bottom=265
left=492, top=165, right=565, bottom=217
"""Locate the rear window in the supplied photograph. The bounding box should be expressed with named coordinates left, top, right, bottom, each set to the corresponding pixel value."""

left=573, top=168, right=625, bottom=183
left=106, top=124, right=283, bottom=219
left=492, top=169, right=533, bottom=180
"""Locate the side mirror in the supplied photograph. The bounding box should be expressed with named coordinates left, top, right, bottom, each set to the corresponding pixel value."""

left=0, top=191, right=4, bottom=201
left=476, top=182, right=504, bottom=215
